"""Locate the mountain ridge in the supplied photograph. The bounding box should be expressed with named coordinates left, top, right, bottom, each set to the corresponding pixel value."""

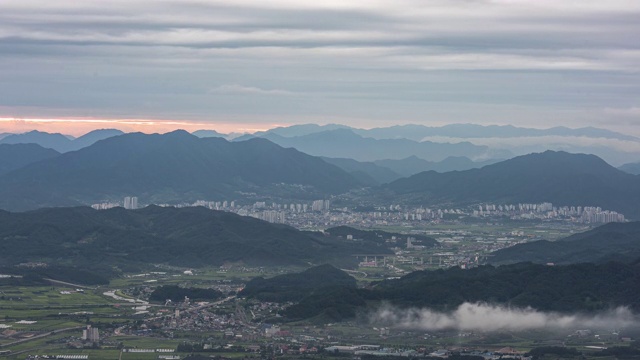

left=0, top=129, right=124, bottom=152
left=384, top=151, right=640, bottom=219
left=0, top=143, right=60, bottom=175
left=241, top=128, right=500, bottom=162
left=490, top=221, right=640, bottom=265
left=0, top=206, right=387, bottom=269
left=0, top=130, right=363, bottom=210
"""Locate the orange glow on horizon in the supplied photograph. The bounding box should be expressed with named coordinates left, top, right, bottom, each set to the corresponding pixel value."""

left=0, top=117, right=277, bottom=136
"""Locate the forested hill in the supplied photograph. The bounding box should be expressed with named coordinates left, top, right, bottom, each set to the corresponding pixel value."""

left=367, top=261, right=640, bottom=312
left=0, top=206, right=388, bottom=269
left=385, top=151, right=640, bottom=219
left=0, top=130, right=363, bottom=211
left=490, top=221, right=640, bottom=265
left=239, top=264, right=364, bottom=323
left=240, top=260, right=640, bottom=323
left=240, top=264, right=356, bottom=302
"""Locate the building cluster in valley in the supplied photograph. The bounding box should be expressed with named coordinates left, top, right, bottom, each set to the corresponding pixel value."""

left=472, top=202, right=625, bottom=223
left=55, top=287, right=629, bottom=360
left=91, top=197, right=626, bottom=230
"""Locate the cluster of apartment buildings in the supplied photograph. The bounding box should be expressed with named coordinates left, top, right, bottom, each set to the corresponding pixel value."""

left=472, top=202, right=625, bottom=223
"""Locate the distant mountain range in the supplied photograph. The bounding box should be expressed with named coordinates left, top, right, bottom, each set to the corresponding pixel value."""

left=320, top=157, right=402, bottom=185
left=0, top=130, right=363, bottom=210
left=239, top=123, right=640, bottom=165
left=2, top=133, right=639, bottom=217
left=373, top=155, right=502, bottom=177
left=490, top=221, right=640, bottom=265
left=356, top=124, right=640, bottom=142
left=0, top=129, right=124, bottom=152
left=619, top=162, right=640, bottom=175
left=0, top=143, right=60, bottom=176
left=4, top=123, right=640, bottom=165
left=321, top=155, right=502, bottom=184
left=384, top=151, right=640, bottom=219
left=255, top=123, right=639, bottom=142
left=236, top=128, right=506, bottom=162
left=0, top=206, right=386, bottom=269
left=192, top=129, right=227, bottom=138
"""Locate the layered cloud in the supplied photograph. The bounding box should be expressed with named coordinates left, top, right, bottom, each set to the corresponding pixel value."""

left=0, top=0, right=639, bottom=131
left=372, top=302, right=640, bottom=332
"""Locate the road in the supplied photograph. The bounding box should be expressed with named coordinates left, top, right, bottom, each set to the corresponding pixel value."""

left=0, top=326, right=84, bottom=348
left=44, top=278, right=95, bottom=290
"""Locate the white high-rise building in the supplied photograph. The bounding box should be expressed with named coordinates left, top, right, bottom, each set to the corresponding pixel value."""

left=82, top=325, right=99, bottom=342
left=124, top=196, right=138, bottom=210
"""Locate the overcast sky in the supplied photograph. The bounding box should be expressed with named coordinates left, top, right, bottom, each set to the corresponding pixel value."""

left=1, top=0, right=639, bottom=135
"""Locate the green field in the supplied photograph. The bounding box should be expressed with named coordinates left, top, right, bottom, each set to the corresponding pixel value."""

left=0, top=256, right=636, bottom=360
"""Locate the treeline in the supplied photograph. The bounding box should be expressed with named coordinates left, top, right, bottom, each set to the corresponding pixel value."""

left=149, top=285, right=224, bottom=302
left=240, top=264, right=356, bottom=303
left=241, top=260, right=640, bottom=323
left=367, top=261, right=640, bottom=312
left=283, top=286, right=366, bottom=323
left=491, top=221, right=640, bottom=265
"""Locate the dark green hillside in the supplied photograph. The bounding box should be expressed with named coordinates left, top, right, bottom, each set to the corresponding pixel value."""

left=244, top=261, right=640, bottom=323
left=490, top=221, right=640, bottom=265
left=0, top=206, right=386, bottom=270
left=367, top=261, right=640, bottom=312
left=240, top=264, right=364, bottom=322
left=240, top=264, right=356, bottom=302
left=0, top=130, right=362, bottom=210
left=385, top=151, right=640, bottom=219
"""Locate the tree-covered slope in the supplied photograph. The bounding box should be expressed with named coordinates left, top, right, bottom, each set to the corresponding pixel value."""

left=385, top=151, right=640, bottom=219
left=240, top=264, right=356, bottom=302
left=0, top=206, right=383, bottom=269
left=245, top=261, right=640, bottom=323
left=325, top=226, right=438, bottom=247
left=490, top=221, right=640, bottom=265
left=368, top=261, right=640, bottom=312
left=0, top=130, right=363, bottom=210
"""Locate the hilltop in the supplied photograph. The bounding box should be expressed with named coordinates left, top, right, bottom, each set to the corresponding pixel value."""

left=490, top=221, right=640, bottom=265
left=0, top=130, right=363, bottom=210
left=0, top=206, right=390, bottom=270
left=385, top=151, right=640, bottom=219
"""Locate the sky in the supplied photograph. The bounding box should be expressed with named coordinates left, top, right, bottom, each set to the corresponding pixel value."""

left=1, top=0, right=639, bottom=136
